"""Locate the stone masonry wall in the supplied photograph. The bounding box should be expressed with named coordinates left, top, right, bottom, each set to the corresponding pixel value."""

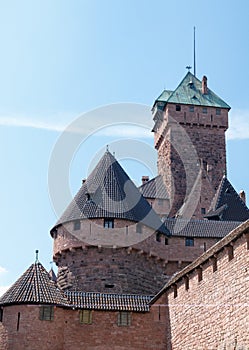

left=159, top=228, right=249, bottom=349
left=0, top=304, right=167, bottom=350
left=155, top=103, right=228, bottom=219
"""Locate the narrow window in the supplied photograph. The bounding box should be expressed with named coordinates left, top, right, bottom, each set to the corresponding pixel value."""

left=104, top=218, right=114, bottom=228
left=211, top=114, right=213, bottom=122
left=164, top=237, right=169, bottom=245
left=39, top=306, right=54, bottom=321
left=118, top=311, right=131, bottom=326
left=156, top=232, right=161, bottom=242
left=201, top=208, right=206, bottom=215
left=185, top=237, right=194, bottom=247
left=227, top=245, right=234, bottom=261
left=185, top=276, right=189, bottom=290
left=173, top=284, right=177, bottom=298
left=176, top=105, right=181, bottom=111
left=212, top=256, right=217, bottom=272
left=189, top=106, right=194, bottom=112
left=216, top=108, right=221, bottom=115
left=74, top=220, right=81, bottom=231
left=197, top=267, right=203, bottom=282
left=17, top=312, right=20, bottom=331
left=0, top=308, right=3, bottom=322
left=79, top=310, right=92, bottom=324
left=202, top=107, right=207, bottom=114
left=136, top=223, right=142, bottom=233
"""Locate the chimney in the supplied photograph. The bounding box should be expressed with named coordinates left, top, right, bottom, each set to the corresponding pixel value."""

left=202, top=76, right=208, bottom=94
left=239, top=190, right=246, bottom=204
left=142, top=176, right=149, bottom=185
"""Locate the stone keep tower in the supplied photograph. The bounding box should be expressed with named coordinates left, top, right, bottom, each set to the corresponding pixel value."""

left=152, top=72, right=230, bottom=219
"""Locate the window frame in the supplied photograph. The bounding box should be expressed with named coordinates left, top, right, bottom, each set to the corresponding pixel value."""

left=39, top=305, right=54, bottom=321
left=79, top=309, right=92, bottom=324
left=104, top=218, right=114, bottom=228
left=118, top=311, right=131, bottom=326
left=185, top=237, right=194, bottom=247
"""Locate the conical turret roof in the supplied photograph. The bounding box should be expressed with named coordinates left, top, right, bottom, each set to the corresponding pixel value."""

left=52, top=151, right=168, bottom=234
left=0, top=261, right=69, bottom=307
left=205, top=176, right=249, bottom=222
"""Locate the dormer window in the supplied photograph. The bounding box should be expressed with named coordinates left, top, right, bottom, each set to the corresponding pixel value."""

left=104, top=218, right=114, bottom=228
left=176, top=105, right=181, bottom=111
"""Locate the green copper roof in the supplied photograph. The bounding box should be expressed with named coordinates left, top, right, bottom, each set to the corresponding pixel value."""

left=156, top=72, right=230, bottom=109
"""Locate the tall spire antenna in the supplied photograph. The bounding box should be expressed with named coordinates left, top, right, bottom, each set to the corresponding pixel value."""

left=194, top=26, right=196, bottom=76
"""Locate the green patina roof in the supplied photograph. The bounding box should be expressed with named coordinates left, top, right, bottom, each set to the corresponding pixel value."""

left=156, top=72, right=230, bottom=109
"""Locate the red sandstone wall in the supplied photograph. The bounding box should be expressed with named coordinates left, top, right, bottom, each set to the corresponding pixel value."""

left=53, top=220, right=217, bottom=294
left=0, top=305, right=166, bottom=350
left=155, top=103, right=228, bottom=219
left=159, top=233, right=249, bottom=349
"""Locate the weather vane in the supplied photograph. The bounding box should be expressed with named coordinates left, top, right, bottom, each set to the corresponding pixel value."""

left=186, top=66, right=192, bottom=72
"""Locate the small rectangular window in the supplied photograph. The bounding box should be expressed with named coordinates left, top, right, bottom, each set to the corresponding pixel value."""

left=212, top=256, right=217, bottom=272
left=216, top=108, right=221, bottom=115
left=185, top=237, right=194, bottom=246
left=104, top=218, right=114, bottom=228
left=39, top=306, right=54, bottom=321
left=164, top=237, right=169, bottom=245
left=185, top=276, right=189, bottom=290
left=202, top=107, right=207, bottom=114
left=176, top=105, right=181, bottom=111
left=0, top=308, right=3, bottom=322
left=227, top=245, right=234, bottom=261
left=201, top=208, right=206, bottom=215
left=79, top=310, right=92, bottom=324
left=74, top=220, right=81, bottom=230
left=197, top=268, right=203, bottom=282
left=158, top=198, right=163, bottom=206
left=156, top=232, right=161, bottom=242
left=189, top=106, right=194, bottom=112
left=136, top=223, right=142, bottom=233
left=173, top=284, right=177, bottom=298
left=118, top=311, right=131, bottom=326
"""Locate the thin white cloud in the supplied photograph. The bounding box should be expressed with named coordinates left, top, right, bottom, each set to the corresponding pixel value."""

left=1, top=108, right=247, bottom=140
left=0, top=116, right=67, bottom=132
left=227, top=109, right=249, bottom=140
left=0, top=286, right=9, bottom=297
left=0, top=266, right=7, bottom=275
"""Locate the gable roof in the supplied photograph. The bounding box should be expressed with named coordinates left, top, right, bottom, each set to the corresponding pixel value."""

left=154, top=72, right=230, bottom=109
left=205, top=176, right=249, bottom=222
left=139, top=175, right=169, bottom=199
left=52, top=151, right=168, bottom=235
left=0, top=262, right=69, bottom=307
left=164, top=218, right=241, bottom=238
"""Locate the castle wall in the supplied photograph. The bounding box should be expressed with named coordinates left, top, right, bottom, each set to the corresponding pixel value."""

left=154, top=224, right=249, bottom=349
left=0, top=304, right=167, bottom=350
left=53, top=219, right=219, bottom=294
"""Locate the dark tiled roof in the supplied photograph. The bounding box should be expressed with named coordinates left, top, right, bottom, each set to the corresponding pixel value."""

left=164, top=218, right=241, bottom=238
left=139, top=175, right=169, bottom=199
left=65, top=291, right=151, bottom=312
left=52, top=151, right=168, bottom=234
left=154, top=72, right=230, bottom=109
left=206, top=176, right=249, bottom=222
left=151, top=220, right=249, bottom=304
left=0, top=263, right=69, bottom=307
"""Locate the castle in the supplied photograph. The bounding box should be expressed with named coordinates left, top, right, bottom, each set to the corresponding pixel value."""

left=1, top=72, right=249, bottom=349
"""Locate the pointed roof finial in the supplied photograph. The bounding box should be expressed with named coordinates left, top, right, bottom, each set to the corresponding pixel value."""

left=194, top=26, right=196, bottom=77
left=106, top=144, right=109, bottom=152
left=35, top=250, right=39, bottom=263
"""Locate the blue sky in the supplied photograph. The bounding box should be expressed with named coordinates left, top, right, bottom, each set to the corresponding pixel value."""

left=0, top=0, right=249, bottom=295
